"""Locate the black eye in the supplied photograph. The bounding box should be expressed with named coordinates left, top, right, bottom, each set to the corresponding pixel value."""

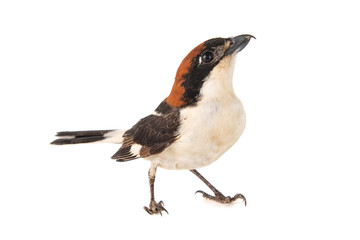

left=201, top=52, right=214, bottom=63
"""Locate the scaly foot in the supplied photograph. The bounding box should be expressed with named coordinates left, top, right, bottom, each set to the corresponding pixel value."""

left=144, top=200, right=168, bottom=215
left=196, top=190, right=247, bottom=206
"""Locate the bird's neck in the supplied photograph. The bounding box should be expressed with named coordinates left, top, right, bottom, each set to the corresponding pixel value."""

left=199, top=55, right=238, bottom=103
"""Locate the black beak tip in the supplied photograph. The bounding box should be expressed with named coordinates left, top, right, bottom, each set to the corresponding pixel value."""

left=245, top=34, right=256, bottom=40
left=226, top=34, right=255, bottom=55
left=233, top=34, right=256, bottom=42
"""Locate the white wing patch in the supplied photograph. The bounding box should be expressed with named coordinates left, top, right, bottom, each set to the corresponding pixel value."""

left=130, top=144, right=142, bottom=157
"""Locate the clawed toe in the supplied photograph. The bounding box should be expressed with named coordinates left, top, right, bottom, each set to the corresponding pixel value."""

left=232, top=193, right=247, bottom=206
left=144, top=200, right=168, bottom=215
left=196, top=190, right=246, bottom=206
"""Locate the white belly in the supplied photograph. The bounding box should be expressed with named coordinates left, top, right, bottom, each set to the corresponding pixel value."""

left=148, top=96, right=246, bottom=170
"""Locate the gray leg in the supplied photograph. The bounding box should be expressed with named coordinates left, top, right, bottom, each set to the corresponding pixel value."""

left=190, top=169, right=246, bottom=205
left=144, top=163, right=168, bottom=215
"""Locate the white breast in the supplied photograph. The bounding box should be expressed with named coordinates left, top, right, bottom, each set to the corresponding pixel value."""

left=148, top=55, right=246, bottom=170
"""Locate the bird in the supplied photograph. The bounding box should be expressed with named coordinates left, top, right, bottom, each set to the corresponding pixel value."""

left=51, top=34, right=255, bottom=215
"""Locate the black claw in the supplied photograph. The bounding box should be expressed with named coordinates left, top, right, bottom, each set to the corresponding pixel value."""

left=144, top=206, right=153, bottom=215
left=195, top=190, right=216, bottom=200
left=233, top=193, right=247, bottom=206
left=158, top=205, right=169, bottom=214
left=144, top=200, right=168, bottom=215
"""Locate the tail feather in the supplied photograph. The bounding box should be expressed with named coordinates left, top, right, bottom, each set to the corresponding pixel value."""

left=55, top=130, right=113, bottom=137
left=51, top=129, right=124, bottom=145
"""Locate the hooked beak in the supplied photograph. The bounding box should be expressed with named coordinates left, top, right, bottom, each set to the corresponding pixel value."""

left=226, top=34, right=255, bottom=56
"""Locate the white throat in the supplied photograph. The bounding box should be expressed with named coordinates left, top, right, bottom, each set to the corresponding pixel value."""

left=200, top=55, right=237, bottom=102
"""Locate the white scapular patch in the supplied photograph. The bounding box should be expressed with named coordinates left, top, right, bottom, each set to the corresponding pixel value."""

left=152, top=111, right=162, bottom=116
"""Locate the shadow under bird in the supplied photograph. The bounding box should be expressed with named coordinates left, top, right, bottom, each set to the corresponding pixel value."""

left=51, top=34, right=255, bottom=215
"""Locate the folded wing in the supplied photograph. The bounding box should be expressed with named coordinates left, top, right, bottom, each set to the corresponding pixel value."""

left=111, top=110, right=181, bottom=161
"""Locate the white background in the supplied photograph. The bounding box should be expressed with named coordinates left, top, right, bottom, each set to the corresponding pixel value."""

left=1, top=0, right=359, bottom=239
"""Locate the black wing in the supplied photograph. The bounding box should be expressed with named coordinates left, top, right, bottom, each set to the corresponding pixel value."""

left=111, top=109, right=180, bottom=161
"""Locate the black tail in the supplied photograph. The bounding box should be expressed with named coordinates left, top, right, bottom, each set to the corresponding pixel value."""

left=51, top=130, right=115, bottom=145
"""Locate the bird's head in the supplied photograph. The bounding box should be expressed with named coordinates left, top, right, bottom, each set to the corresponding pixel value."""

left=166, top=34, right=254, bottom=108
